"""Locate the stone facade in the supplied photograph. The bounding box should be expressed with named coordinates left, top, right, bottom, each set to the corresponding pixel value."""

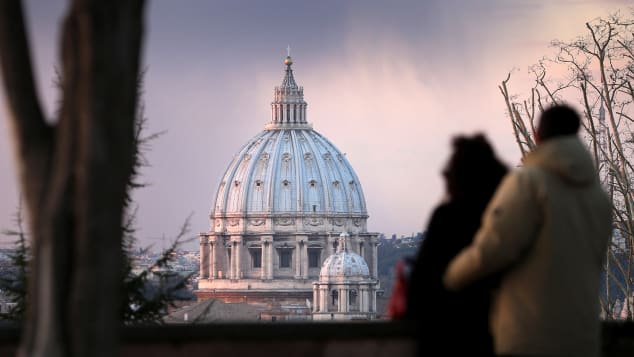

left=312, top=233, right=379, bottom=321
left=196, top=55, right=379, bottom=312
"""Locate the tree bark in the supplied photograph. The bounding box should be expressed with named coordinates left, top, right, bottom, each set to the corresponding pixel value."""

left=0, top=1, right=145, bottom=356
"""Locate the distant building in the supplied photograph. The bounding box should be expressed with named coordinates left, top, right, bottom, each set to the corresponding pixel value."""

left=196, top=55, right=379, bottom=320
left=312, top=232, right=378, bottom=320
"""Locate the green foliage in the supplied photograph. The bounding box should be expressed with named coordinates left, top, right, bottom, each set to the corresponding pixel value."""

left=119, top=90, right=193, bottom=325
left=1, top=72, right=193, bottom=325
left=0, top=201, right=29, bottom=323
left=377, top=236, right=421, bottom=296
left=121, top=215, right=194, bottom=325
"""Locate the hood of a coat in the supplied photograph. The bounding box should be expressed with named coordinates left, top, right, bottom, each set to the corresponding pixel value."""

left=524, top=136, right=597, bottom=186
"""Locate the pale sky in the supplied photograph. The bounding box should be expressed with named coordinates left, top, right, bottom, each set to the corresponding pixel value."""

left=0, top=0, right=631, bottom=250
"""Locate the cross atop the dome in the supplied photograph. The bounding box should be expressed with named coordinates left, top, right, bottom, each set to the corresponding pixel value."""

left=287, top=45, right=291, bottom=57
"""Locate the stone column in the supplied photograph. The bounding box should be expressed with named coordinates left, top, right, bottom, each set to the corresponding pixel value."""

left=341, top=287, right=348, bottom=313
left=321, top=287, right=329, bottom=312
left=371, top=289, right=376, bottom=313
left=280, top=105, right=284, bottom=123
left=361, top=286, right=369, bottom=312
left=236, top=237, right=242, bottom=279
left=262, top=236, right=273, bottom=279
left=268, top=244, right=274, bottom=279
left=313, top=285, right=318, bottom=312
left=301, top=241, right=308, bottom=279
left=261, top=241, right=268, bottom=280
left=219, top=243, right=228, bottom=279
left=213, top=236, right=224, bottom=279
left=267, top=238, right=275, bottom=279
left=208, top=241, right=215, bottom=278
left=296, top=236, right=308, bottom=279
left=230, top=241, right=236, bottom=279
left=199, top=234, right=209, bottom=279
left=295, top=241, right=302, bottom=279
left=372, top=241, right=379, bottom=279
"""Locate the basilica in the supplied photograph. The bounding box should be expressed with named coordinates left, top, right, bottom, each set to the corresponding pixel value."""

left=196, top=55, right=380, bottom=320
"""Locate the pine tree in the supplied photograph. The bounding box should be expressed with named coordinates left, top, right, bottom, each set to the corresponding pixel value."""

left=119, top=85, right=195, bottom=325
left=0, top=200, right=29, bottom=323
left=0, top=76, right=194, bottom=326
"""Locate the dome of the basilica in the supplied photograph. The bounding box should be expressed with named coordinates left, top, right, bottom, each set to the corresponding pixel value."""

left=319, top=233, right=370, bottom=281
left=213, top=129, right=367, bottom=216
left=210, top=56, right=368, bottom=233
left=197, top=55, right=380, bottom=320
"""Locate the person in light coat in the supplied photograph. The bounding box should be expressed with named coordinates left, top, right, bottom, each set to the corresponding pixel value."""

left=444, top=104, right=612, bottom=357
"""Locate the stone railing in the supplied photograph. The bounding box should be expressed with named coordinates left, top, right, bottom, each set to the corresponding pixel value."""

left=0, top=321, right=632, bottom=356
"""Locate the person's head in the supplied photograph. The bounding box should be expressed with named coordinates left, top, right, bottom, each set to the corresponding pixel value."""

left=536, top=104, right=581, bottom=143
left=443, top=134, right=508, bottom=200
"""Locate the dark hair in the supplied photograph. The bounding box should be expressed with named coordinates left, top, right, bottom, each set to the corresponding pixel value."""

left=537, top=104, right=580, bottom=141
left=443, top=134, right=508, bottom=200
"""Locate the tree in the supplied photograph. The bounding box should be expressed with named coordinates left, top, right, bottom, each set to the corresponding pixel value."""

left=499, top=10, right=634, bottom=320
left=0, top=82, right=193, bottom=327
left=0, top=201, right=30, bottom=323
left=119, top=99, right=195, bottom=325
left=121, top=219, right=195, bottom=325
left=0, top=1, right=145, bottom=356
left=1, top=202, right=194, bottom=326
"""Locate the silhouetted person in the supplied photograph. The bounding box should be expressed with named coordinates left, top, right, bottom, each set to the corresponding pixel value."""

left=444, top=104, right=612, bottom=357
left=406, top=134, right=508, bottom=356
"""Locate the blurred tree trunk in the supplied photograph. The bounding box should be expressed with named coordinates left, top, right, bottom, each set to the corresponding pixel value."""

left=499, top=11, right=634, bottom=320
left=0, top=1, right=145, bottom=356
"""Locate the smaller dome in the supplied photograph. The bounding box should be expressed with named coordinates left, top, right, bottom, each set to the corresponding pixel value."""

left=319, top=234, right=370, bottom=280
left=284, top=55, right=293, bottom=66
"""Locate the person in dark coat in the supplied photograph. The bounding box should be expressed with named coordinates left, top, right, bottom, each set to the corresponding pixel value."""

left=405, top=134, right=508, bottom=356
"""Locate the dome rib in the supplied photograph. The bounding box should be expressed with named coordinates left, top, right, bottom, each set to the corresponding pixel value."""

left=267, top=130, right=282, bottom=213
left=243, top=131, right=274, bottom=213
left=289, top=130, right=303, bottom=214
left=311, top=132, right=354, bottom=213
left=215, top=133, right=262, bottom=216
left=301, top=130, right=333, bottom=213
left=315, top=131, right=367, bottom=213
